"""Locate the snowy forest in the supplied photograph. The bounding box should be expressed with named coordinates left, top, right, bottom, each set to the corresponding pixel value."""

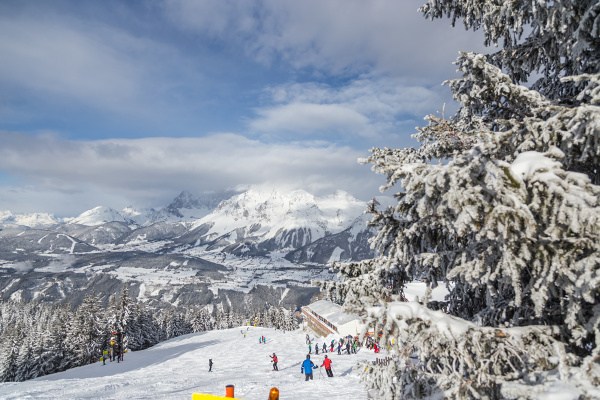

left=0, top=289, right=298, bottom=382
left=322, top=1, right=600, bottom=399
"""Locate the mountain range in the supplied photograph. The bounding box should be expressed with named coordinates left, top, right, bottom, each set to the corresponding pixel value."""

left=0, top=188, right=380, bottom=311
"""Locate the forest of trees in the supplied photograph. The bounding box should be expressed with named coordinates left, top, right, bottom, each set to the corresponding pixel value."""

left=322, top=1, right=599, bottom=399
left=0, top=289, right=298, bottom=382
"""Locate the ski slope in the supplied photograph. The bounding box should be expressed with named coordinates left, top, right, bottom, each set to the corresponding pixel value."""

left=0, top=327, right=379, bottom=399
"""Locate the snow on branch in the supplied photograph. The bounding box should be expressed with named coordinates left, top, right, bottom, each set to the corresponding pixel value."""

left=361, top=301, right=579, bottom=399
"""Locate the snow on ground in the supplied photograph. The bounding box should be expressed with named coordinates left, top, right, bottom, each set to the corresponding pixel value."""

left=0, top=327, right=379, bottom=400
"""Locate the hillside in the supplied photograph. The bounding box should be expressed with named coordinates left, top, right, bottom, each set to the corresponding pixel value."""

left=0, top=327, right=379, bottom=400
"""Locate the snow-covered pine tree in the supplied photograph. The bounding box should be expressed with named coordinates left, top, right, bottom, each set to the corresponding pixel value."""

left=65, top=295, right=105, bottom=367
left=281, top=307, right=300, bottom=331
left=321, top=1, right=599, bottom=398
left=189, top=307, right=214, bottom=333
left=39, top=305, right=70, bottom=376
left=0, top=322, right=23, bottom=382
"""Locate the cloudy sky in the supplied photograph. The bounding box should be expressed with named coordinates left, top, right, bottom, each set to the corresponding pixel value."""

left=0, top=0, right=485, bottom=217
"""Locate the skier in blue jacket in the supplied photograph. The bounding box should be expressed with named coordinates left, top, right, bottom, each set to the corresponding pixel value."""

left=301, top=354, right=317, bottom=381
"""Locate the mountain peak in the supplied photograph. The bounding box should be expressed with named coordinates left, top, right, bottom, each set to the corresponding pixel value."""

left=165, top=190, right=239, bottom=219
left=68, top=206, right=129, bottom=226
left=0, top=210, right=59, bottom=227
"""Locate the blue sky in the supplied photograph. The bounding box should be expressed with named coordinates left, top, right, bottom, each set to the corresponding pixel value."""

left=0, top=0, right=484, bottom=216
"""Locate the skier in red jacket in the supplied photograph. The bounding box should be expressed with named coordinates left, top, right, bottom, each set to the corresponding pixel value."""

left=270, top=353, right=279, bottom=371
left=321, top=355, right=333, bottom=377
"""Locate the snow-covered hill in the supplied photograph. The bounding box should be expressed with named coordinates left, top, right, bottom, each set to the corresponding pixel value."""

left=67, top=206, right=132, bottom=226
left=0, top=327, right=379, bottom=400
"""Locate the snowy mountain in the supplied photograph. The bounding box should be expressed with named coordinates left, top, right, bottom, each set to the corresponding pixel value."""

left=67, top=206, right=132, bottom=226
left=0, top=210, right=59, bottom=227
left=183, top=188, right=368, bottom=255
left=0, top=327, right=378, bottom=400
left=0, top=188, right=377, bottom=309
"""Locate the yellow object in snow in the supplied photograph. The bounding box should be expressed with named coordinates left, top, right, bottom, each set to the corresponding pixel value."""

left=191, top=394, right=240, bottom=400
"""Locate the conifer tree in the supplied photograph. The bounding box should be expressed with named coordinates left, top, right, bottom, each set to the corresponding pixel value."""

left=0, top=323, right=23, bottom=382
left=65, top=295, right=105, bottom=366
left=322, top=1, right=599, bottom=398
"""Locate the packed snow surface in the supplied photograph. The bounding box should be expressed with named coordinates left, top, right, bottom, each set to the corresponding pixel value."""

left=0, top=327, right=378, bottom=400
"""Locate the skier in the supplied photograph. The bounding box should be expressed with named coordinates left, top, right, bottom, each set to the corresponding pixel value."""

left=315, top=343, right=319, bottom=355
left=330, top=340, right=334, bottom=353
left=300, top=354, right=317, bottom=381
left=337, top=341, right=342, bottom=355
left=270, top=353, right=278, bottom=371
left=308, top=342, right=312, bottom=354
left=322, top=343, right=327, bottom=353
left=209, top=359, right=213, bottom=372
left=102, top=348, right=108, bottom=365
left=117, top=345, right=124, bottom=362
left=321, top=355, right=333, bottom=377
left=346, top=341, right=351, bottom=354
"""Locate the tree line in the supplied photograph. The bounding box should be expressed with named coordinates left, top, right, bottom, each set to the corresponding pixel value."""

left=0, top=289, right=298, bottom=382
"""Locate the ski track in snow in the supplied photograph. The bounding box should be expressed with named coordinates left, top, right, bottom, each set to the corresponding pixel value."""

left=0, top=327, right=378, bottom=400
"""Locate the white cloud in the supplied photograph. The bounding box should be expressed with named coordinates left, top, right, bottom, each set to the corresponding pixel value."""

left=0, top=131, right=381, bottom=216
left=250, top=102, right=372, bottom=137
left=249, top=76, right=451, bottom=142
left=164, top=0, right=484, bottom=80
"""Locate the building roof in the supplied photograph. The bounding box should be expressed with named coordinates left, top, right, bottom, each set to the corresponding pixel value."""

left=304, top=299, right=360, bottom=327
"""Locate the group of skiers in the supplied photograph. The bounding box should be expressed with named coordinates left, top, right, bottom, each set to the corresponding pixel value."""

left=101, top=344, right=124, bottom=365
left=202, top=331, right=377, bottom=381
left=308, top=335, right=360, bottom=356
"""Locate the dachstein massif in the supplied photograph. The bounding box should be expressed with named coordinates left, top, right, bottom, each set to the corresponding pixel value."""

left=0, top=188, right=376, bottom=310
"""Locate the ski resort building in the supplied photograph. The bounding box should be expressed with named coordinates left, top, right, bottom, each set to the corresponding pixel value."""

left=301, top=299, right=364, bottom=337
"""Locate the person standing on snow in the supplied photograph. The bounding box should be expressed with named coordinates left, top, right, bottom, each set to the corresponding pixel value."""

left=301, top=354, right=317, bottom=381
left=270, top=353, right=279, bottom=371
left=330, top=340, right=335, bottom=353
left=209, top=359, right=213, bottom=372
left=321, top=355, right=333, bottom=377
left=117, top=345, right=124, bottom=363
left=315, top=343, right=319, bottom=355
left=322, top=343, right=327, bottom=353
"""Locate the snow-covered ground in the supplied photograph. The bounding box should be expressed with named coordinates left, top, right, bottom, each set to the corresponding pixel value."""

left=0, top=327, right=379, bottom=399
